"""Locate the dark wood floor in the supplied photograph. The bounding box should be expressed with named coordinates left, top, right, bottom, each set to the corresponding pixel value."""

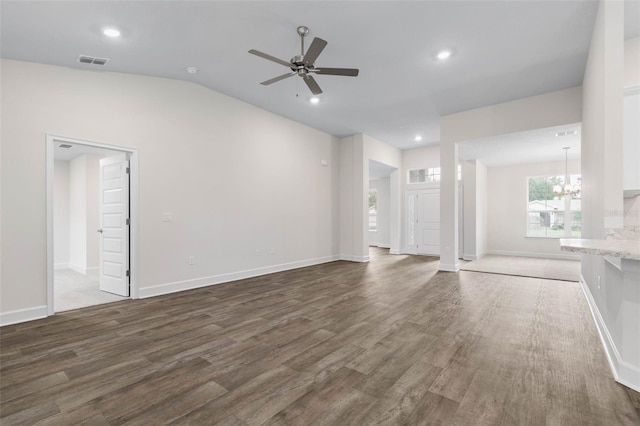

left=1, top=248, right=639, bottom=425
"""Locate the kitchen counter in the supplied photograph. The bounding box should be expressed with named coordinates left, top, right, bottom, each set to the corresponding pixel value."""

left=559, top=238, right=640, bottom=260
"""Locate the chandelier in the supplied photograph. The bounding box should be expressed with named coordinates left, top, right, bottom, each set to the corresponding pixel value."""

left=553, top=147, right=580, bottom=196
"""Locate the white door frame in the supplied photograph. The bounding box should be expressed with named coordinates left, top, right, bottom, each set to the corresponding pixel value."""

left=46, top=134, right=139, bottom=315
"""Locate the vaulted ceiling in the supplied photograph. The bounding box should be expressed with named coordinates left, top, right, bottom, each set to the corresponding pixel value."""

left=1, top=1, right=637, bottom=155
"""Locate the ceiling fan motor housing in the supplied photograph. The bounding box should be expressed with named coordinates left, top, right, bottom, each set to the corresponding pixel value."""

left=291, top=55, right=309, bottom=75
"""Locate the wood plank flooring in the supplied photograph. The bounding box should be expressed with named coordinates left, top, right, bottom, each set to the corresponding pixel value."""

left=1, top=248, right=639, bottom=425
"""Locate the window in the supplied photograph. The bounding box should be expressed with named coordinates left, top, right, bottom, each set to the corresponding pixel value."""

left=369, top=189, right=377, bottom=231
left=407, top=165, right=460, bottom=183
left=527, top=175, right=581, bottom=237
left=408, top=167, right=440, bottom=184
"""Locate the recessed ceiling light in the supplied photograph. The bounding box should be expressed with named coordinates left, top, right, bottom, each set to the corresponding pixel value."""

left=555, top=130, right=578, bottom=137
left=310, top=97, right=320, bottom=104
left=436, top=50, right=452, bottom=60
left=186, top=66, right=198, bottom=74
left=414, top=135, right=423, bottom=142
left=103, top=28, right=121, bottom=38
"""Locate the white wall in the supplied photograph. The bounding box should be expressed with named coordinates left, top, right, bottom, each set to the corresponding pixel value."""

left=368, top=177, right=390, bottom=247
left=339, top=133, right=401, bottom=261
left=339, top=135, right=356, bottom=259
left=53, top=160, right=70, bottom=267
left=0, top=59, right=340, bottom=319
left=402, top=146, right=441, bottom=172
left=580, top=1, right=639, bottom=391
left=624, top=36, right=639, bottom=88
left=85, top=154, right=102, bottom=271
left=364, top=134, right=402, bottom=257
left=55, top=154, right=103, bottom=274
left=69, top=155, right=87, bottom=273
left=462, top=160, right=488, bottom=260
left=476, top=161, right=488, bottom=257
left=486, top=160, right=581, bottom=259
left=440, top=86, right=583, bottom=271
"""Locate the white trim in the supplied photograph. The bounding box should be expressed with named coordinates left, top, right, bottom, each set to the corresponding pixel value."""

left=54, top=263, right=70, bottom=270
left=389, top=249, right=401, bottom=255
left=462, top=251, right=486, bottom=261
left=68, top=263, right=87, bottom=275
left=46, top=138, right=54, bottom=315
left=439, top=262, right=460, bottom=272
left=371, top=243, right=391, bottom=249
left=139, top=255, right=340, bottom=299
left=485, top=249, right=580, bottom=261
left=0, top=306, right=48, bottom=326
left=579, top=276, right=640, bottom=392
left=339, top=255, right=370, bottom=262
left=46, top=134, right=138, bottom=317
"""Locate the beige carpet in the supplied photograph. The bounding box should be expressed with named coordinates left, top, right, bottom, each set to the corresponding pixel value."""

left=460, top=255, right=580, bottom=282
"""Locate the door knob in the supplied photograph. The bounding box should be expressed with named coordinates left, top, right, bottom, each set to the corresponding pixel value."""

left=97, top=229, right=103, bottom=233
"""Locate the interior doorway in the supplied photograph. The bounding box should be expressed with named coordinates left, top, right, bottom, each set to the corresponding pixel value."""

left=46, top=135, right=138, bottom=314
left=368, top=160, right=397, bottom=250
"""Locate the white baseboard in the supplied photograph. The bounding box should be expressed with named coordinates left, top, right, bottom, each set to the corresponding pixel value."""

left=0, top=305, right=48, bottom=326
left=462, top=251, right=487, bottom=261
left=579, top=276, right=640, bottom=393
left=139, top=255, right=340, bottom=299
left=339, top=255, right=370, bottom=262
left=68, top=263, right=87, bottom=275
left=389, top=249, right=401, bottom=255
left=439, top=262, right=460, bottom=272
left=486, top=250, right=580, bottom=261
left=54, top=263, right=69, bottom=270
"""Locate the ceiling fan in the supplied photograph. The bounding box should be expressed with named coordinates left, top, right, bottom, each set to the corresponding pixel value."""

left=249, top=26, right=359, bottom=95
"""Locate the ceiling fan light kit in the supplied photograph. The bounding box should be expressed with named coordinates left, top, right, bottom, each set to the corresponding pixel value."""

left=249, top=26, right=359, bottom=95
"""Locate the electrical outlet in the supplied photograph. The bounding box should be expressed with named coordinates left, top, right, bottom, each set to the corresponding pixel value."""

left=161, top=212, right=173, bottom=222
left=269, top=247, right=275, bottom=255
left=255, top=249, right=263, bottom=256
left=188, top=256, right=195, bottom=265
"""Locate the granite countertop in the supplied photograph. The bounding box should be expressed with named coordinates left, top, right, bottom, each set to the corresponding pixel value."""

left=560, top=238, right=640, bottom=260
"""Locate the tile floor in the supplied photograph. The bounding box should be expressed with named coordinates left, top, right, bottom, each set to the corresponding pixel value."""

left=54, top=269, right=128, bottom=312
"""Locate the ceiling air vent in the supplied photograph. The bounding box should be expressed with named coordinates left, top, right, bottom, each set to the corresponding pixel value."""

left=76, top=55, right=110, bottom=66
left=58, top=144, right=72, bottom=148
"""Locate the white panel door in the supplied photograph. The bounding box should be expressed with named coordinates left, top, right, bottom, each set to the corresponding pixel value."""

left=99, top=154, right=130, bottom=296
left=417, top=189, right=440, bottom=255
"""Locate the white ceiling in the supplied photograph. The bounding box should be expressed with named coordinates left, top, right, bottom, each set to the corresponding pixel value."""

left=1, top=1, right=637, bottom=151
left=458, top=123, right=581, bottom=167
left=369, top=159, right=397, bottom=180
left=54, top=142, right=120, bottom=161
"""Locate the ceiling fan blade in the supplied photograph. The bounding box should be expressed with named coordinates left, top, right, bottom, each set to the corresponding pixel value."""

left=248, top=49, right=292, bottom=68
left=303, top=75, right=323, bottom=95
left=260, top=72, right=296, bottom=86
left=315, top=67, right=359, bottom=77
left=304, top=37, right=328, bottom=66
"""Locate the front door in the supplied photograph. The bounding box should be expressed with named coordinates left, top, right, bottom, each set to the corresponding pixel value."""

left=406, top=189, right=440, bottom=255
left=98, top=154, right=130, bottom=296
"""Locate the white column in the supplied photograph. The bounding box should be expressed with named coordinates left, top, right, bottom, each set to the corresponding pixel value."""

left=440, top=140, right=459, bottom=271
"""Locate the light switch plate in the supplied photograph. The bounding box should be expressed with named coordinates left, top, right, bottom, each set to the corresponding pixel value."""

left=161, top=212, right=173, bottom=222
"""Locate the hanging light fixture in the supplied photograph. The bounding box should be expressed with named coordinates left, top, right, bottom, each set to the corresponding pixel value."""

left=553, top=147, right=580, bottom=196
